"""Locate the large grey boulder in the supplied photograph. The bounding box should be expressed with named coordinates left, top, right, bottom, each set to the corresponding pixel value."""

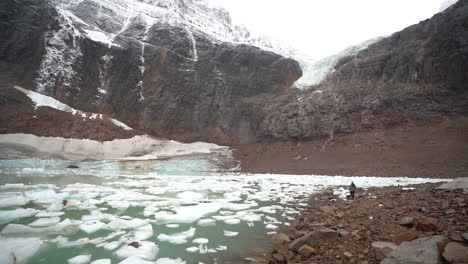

left=289, top=228, right=339, bottom=251
left=380, top=236, right=448, bottom=264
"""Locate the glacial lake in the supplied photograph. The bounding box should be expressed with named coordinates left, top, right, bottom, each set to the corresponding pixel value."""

left=0, top=158, right=448, bottom=264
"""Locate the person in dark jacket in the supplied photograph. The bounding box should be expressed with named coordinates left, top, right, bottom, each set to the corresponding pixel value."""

left=349, top=181, right=357, bottom=199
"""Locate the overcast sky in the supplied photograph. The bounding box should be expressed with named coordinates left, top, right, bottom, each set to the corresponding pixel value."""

left=208, top=0, right=447, bottom=59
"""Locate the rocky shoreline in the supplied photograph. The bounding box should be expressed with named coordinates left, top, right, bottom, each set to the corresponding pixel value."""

left=247, top=179, right=467, bottom=264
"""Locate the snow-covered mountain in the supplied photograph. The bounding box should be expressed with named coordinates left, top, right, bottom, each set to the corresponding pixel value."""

left=48, top=0, right=313, bottom=88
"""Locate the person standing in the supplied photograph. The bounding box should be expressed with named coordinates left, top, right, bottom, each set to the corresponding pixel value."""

left=349, top=181, right=357, bottom=199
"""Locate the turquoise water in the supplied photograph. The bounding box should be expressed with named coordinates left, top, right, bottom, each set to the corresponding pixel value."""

left=0, top=159, right=304, bottom=264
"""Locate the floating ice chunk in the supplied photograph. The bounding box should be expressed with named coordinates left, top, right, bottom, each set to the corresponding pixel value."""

left=82, top=212, right=114, bottom=222
left=91, top=259, right=111, bottom=264
left=223, top=191, right=242, bottom=201
left=223, top=230, right=238, bottom=237
left=219, top=211, right=234, bottom=216
left=176, top=191, right=204, bottom=201
left=108, top=201, right=130, bottom=211
left=157, top=227, right=195, bottom=244
left=155, top=203, right=221, bottom=224
left=238, top=213, right=262, bottom=223
left=80, top=221, right=107, bottom=234
left=118, top=256, right=155, bottom=264
left=224, top=218, right=240, bottom=225
left=0, top=183, right=25, bottom=190
left=1, top=219, right=79, bottom=235
left=155, top=258, right=186, bottom=264
left=197, top=218, right=216, bottom=227
left=222, top=202, right=256, bottom=211
left=103, top=191, right=156, bottom=202
left=104, top=241, right=121, bottom=250
left=146, top=187, right=166, bottom=195
left=257, top=178, right=281, bottom=191
left=116, top=241, right=159, bottom=261
left=192, top=238, right=208, bottom=244
left=265, top=224, right=278, bottom=229
left=25, top=189, right=69, bottom=201
left=166, top=224, right=179, bottom=228
left=68, top=255, right=91, bottom=264
left=0, top=196, right=28, bottom=208
left=108, top=218, right=149, bottom=230
left=0, top=237, right=43, bottom=264
left=216, top=245, right=227, bottom=251
left=53, top=236, right=92, bottom=248
left=0, top=208, right=38, bottom=224
left=186, top=247, right=199, bottom=252
left=28, top=216, right=61, bottom=227
left=47, top=202, right=64, bottom=212
left=143, top=206, right=160, bottom=216
left=36, top=211, right=65, bottom=217
left=134, top=224, right=153, bottom=240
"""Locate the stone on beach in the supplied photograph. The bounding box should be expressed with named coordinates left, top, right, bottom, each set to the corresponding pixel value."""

left=289, top=228, right=339, bottom=251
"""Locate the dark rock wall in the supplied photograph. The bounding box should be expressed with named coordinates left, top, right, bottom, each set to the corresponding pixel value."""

left=1, top=0, right=467, bottom=144
left=256, top=0, right=468, bottom=141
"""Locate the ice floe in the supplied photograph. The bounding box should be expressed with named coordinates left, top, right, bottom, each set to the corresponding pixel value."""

left=157, top=227, right=195, bottom=244
left=0, top=195, right=28, bottom=208
left=116, top=241, right=159, bottom=260
left=68, top=255, right=92, bottom=264
left=118, top=256, right=155, bottom=264
left=80, top=221, right=107, bottom=234
left=155, top=258, right=186, bottom=264
left=155, top=203, right=221, bottom=224
left=1, top=219, right=79, bottom=235
left=91, top=259, right=111, bottom=264
left=0, top=208, right=38, bottom=224
left=28, top=216, right=61, bottom=227
left=108, top=218, right=149, bottom=230
left=0, top=237, right=43, bottom=264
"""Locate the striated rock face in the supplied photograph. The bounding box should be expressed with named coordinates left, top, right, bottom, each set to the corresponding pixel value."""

left=255, top=0, right=468, bottom=141
left=1, top=0, right=467, bottom=144
left=0, top=0, right=301, bottom=144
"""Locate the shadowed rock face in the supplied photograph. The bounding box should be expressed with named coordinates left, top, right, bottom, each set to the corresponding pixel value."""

left=0, top=0, right=302, bottom=144
left=0, top=0, right=467, bottom=144
left=256, top=1, right=468, bottom=141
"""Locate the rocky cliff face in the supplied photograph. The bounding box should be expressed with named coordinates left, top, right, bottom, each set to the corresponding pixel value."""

left=1, top=0, right=467, bottom=144
left=256, top=0, right=468, bottom=141
left=0, top=0, right=301, bottom=144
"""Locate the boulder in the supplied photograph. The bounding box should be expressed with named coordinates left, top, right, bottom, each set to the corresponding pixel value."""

left=442, top=242, right=468, bottom=263
left=298, top=245, right=316, bottom=257
left=398, top=216, right=415, bottom=228
left=380, top=236, right=448, bottom=264
left=289, top=228, right=339, bottom=251
left=319, top=206, right=337, bottom=214
left=371, top=241, right=398, bottom=261
left=415, top=216, right=438, bottom=232
left=271, top=253, right=286, bottom=264
left=391, top=232, right=417, bottom=245
left=271, top=233, right=291, bottom=245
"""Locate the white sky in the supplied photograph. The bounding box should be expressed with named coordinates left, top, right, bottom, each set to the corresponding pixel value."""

left=208, top=0, right=447, bottom=59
